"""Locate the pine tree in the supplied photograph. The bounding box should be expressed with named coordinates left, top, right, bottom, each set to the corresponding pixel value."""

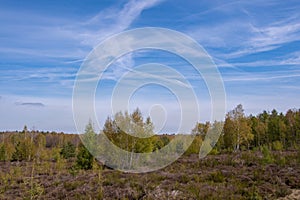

left=60, top=142, right=76, bottom=159
left=76, top=143, right=93, bottom=170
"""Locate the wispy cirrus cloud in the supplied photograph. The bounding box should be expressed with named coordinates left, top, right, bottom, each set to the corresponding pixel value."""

left=225, top=20, right=300, bottom=59
left=215, top=51, right=300, bottom=68
left=186, top=1, right=300, bottom=61
left=0, top=0, right=164, bottom=61
left=0, top=0, right=165, bottom=98
left=79, top=0, right=164, bottom=46
left=223, top=71, right=300, bottom=82
left=1, top=0, right=300, bottom=132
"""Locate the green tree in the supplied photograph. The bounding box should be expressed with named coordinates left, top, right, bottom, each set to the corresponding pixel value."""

left=101, top=108, right=156, bottom=169
left=285, top=109, right=300, bottom=148
left=76, top=122, right=98, bottom=170
left=76, top=143, right=94, bottom=170
left=185, top=135, right=202, bottom=155
left=223, top=104, right=253, bottom=151
left=60, top=142, right=76, bottom=159
left=268, top=109, right=280, bottom=142
left=11, top=136, right=35, bottom=161
left=251, top=116, right=267, bottom=147
left=81, top=120, right=97, bottom=155
left=191, top=122, right=210, bottom=139
left=0, top=144, right=5, bottom=161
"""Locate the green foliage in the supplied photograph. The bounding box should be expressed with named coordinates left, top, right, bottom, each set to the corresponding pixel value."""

left=27, top=181, right=44, bottom=199
left=81, top=120, right=97, bottom=154
left=76, top=144, right=94, bottom=170
left=11, top=139, right=34, bottom=161
left=223, top=104, right=254, bottom=151
left=274, top=154, right=286, bottom=166
left=60, top=142, right=76, bottom=159
left=261, top=146, right=274, bottom=164
left=207, top=171, right=225, bottom=183
left=272, top=141, right=283, bottom=151
left=185, top=135, right=202, bottom=155
left=103, top=108, right=155, bottom=154
left=191, top=121, right=210, bottom=138
left=52, top=147, right=62, bottom=162
left=209, top=148, right=219, bottom=155
left=208, top=105, right=300, bottom=152
left=245, top=186, right=263, bottom=200
left=0, top=144, right=5, bottom=161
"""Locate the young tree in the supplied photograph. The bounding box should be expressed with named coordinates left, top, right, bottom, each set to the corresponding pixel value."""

left=0, top=144, right=5, bottom=161
left=76, top=143, right=93, bottom=170
left=60, top=142, right=76, bottom=159
left=81, top=120, right=97, bottom=155
left=11, top=134, right=35, bottom=161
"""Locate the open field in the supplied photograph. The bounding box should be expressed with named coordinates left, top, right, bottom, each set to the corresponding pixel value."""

left=1, top=150, right=299, bottom=200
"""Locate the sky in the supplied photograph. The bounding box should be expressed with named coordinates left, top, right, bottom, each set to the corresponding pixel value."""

left=0, top=0, right=300, bottom=133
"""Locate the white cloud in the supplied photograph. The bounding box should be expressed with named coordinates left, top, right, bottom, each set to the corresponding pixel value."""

left=224, top=72, right=300, bottom=82
left=74, top=0, right=164, bottom=47
left=0, top=0, right=164, bottom=61
left=186, top=2, right=300, bottom=60
left=224, top=20, right=300, bottom=58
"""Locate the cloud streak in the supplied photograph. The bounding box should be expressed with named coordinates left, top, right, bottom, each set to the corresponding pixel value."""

left=0, top=0, right=164, bottom=61
left=15, top=102, right=45, bottom=107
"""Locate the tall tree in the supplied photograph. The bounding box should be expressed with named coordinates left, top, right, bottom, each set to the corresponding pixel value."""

left=223, top=104, right=253, bottom=151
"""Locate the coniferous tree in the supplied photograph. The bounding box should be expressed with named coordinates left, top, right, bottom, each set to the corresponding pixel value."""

left=76, top=143, right=93, bottom=170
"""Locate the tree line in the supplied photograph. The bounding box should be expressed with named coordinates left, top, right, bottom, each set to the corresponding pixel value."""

left=193, top=104, right=300, bottom=153
left=0, top=105, right=299, bottom=169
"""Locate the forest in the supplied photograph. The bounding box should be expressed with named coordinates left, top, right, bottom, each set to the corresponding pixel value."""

left=0, top=104, right=300, bottom=199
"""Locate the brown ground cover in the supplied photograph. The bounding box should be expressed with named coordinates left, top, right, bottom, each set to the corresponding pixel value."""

left=0, top=151, right=299, bottom=200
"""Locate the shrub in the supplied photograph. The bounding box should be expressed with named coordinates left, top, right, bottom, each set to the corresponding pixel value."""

left=272, top=141, right=283, bottom=151
left=209, top=148, right=219, bottom=155
left=207, top=171, right=224, bottom=183
left=273, top=152, right=286, bottom=166
left=60, top=142, right=76, bottom=159
left=76, top=144, right=94, bottom=170
left=0, top=144, right=5, bottom=161
left=261, top=146, right=274, bottom=164
left=11, top=141, right=27, bottom=161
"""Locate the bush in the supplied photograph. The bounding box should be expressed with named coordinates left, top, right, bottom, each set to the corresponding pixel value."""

left=209, top=148, right=219, bottom=155
left=75, top=144, right=94, bottom=170
left=0, top=144, right=5, bottom=161
left=11, top=141, right=27, bottom=161
left=272, top=141, right=283, bottom=151
left=60, top=142, right=76, bottom=159
left=261, top=146, right=274, bottom=164
left=207, top=171, right=224, bottom=183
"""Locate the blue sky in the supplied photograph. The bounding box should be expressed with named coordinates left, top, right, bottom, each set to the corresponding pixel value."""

left=0, top=0, right=300, bottom=133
